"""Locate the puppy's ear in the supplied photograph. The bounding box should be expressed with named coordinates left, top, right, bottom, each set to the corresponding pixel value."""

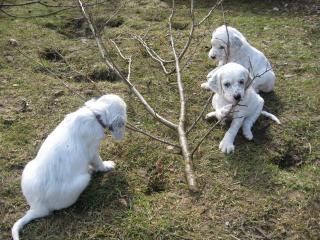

left=231, top=35, right=243, bottom=48
left=207, top=71, right=220, bottom=93
left=110, top=116, right=126, bottom=140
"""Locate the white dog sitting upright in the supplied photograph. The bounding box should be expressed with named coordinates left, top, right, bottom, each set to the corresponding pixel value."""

left=201, top=63, right=280, bottom=154
left=208, top=25, right=276, bottom=93
left=12, top=94, right=127, bottom=240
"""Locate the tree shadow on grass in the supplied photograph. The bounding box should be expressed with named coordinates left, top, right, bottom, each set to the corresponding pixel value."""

left=225, top=144, right=279, bottom=193
left=223, top=118, right=282, bottom=193
left=260, top=91, right=283, bottom=116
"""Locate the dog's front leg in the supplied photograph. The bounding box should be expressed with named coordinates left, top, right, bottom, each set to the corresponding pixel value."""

left=90, top=155, right=115, bottom=172
left=219, top=118, right=244, bottom=154
left=218, top=60, right=224, bottom=67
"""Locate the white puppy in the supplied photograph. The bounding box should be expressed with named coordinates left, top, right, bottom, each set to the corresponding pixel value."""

left=12, top=94, right=127, bottom=240
left=201, top=63, right=280, bottom=154
left=208, top=25, right=276, bottom=93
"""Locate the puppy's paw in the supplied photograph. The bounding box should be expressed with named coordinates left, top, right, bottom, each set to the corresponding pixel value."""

left=102, top=161, right=116, bottom=172
left=205, top=112, right=217, bottom=120
left=243, top=130, right=253, bottom=141
left=219, top=140, right=235, bottom=154
left=220, top=104, right=233, bottom=118
left=201, top=82, right=210, bottom=90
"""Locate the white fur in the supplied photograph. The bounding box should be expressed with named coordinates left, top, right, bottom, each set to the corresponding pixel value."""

left=201, top=63, right=280, bottom=154
left=208, top=25, right=276, bottom=93
left=12, top=94, right=127, bottom=240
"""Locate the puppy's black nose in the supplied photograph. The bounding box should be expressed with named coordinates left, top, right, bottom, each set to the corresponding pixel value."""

left=234, top=94, right=241, bottom=101
left=210, top=55, right=216, bottom=60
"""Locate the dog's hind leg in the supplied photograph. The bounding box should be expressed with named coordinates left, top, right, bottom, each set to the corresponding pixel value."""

left=12, top=208, right=50, bottom=240
left=242, top=104, right=263, bottom=140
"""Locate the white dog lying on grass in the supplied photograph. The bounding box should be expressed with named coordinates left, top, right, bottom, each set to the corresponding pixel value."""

left=208, top=25, right=276, bottom=93
left=201, top=63, right=280, bottom=154
left=12, top=94, right=127, bottom=240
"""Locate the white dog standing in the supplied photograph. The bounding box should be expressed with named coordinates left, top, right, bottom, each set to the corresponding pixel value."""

left=201, top=63, right=280, bottom=154
left=208, top=25, right=276, bottom=93
left=12, top=94, right=127, bottom=240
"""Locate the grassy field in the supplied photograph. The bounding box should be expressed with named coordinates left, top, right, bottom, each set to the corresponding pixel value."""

left=0, top=0, right=319, bottom=239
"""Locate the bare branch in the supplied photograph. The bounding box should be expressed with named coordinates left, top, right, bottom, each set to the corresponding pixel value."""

left=132, top=34, right=172, bottom=74
left=54, top=51, right=104, bottom=95
left=247, top=66, right=273, bottom=90
left=191, top=118, right=222, bottom=158
left=176, top=5, right=195, bottom=61
left=103, top=1, right=126, bottom=30
left=0, top=6, right=72, bottom=18
left=186, top=92, right=214, bottom=134
left=16, top=48, right=87, bottom=101
left=126, top=123, right=180, bottom=149
left=169, top=0, right=198, bottom=192
left=222, top=4, right=231, bottom=64
left=196, top=0, right=224, bottom=26
left=0, top=1, right=40, bottom=7
left=0, top=0, right=107, bottom=8
left=76, top=0, right=178, bottom=130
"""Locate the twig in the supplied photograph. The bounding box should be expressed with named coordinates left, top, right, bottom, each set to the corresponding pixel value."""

left=76, top=0, right=178, bottom=130
left=54, top=51, right=104, bottom=95
left=0, top=1, right=39, bottom=7
left=196, top=0, right=224, bottom=26
left=186, top=92, right=214, bottom=134
left=16, top=48, right=87, bottom=101
left=0, top=0, right=107, bottom=8
left=103, top=1, right=125, bottom=30
left=0, top=6, right=72, bottom=18
left=176, top=1, right=195, bottom=61
left=222, top=4, right=230, bottom=64
left=126, top=123, right=180, bottom=148
left=132, top=34, right=172, bottom=74
left=191, top=118, right=222, bottom=158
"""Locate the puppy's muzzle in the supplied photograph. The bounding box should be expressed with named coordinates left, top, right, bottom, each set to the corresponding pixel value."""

left=233, top=94, right=241, bottom=101
left=210, top=55, right=216, bottom=60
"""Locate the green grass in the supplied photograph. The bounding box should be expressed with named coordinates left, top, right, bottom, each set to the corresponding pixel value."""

left=1, top=0, right=319, bottom=239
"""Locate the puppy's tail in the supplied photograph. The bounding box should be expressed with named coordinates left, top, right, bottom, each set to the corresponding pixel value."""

left=12, top=208, right=50, bottom=240
left=261, top=111, right=281, bottom=124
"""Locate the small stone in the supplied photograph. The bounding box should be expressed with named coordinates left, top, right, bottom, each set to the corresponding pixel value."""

left=166, top=146, right=174, bottom=150
left=19, top=99, right=30, bottom=112
left=83, top=89, right=95, bottom=96
left=13, top=84, right=19, bottom=87
left=3, top=118, right=15, bottom=125
left=80, top=38, right=88, bottom=44
left=273, top=7, right=279, bottom=11
left=8, top=38, right=18, bottom=47
left=119, top=198, right=128, bottom=208
left=284, top=74, right=294, bottom=78
left=54, top=90, right=64, bottom=98
left=5, top=55, right=14, bottom=62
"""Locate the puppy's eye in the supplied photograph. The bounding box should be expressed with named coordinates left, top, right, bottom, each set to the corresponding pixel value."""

left=219, top=46, right=224, bottom=49
left=239, top=80, right=244, bottom=85
left=224, top=82, right=231, bottom=88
